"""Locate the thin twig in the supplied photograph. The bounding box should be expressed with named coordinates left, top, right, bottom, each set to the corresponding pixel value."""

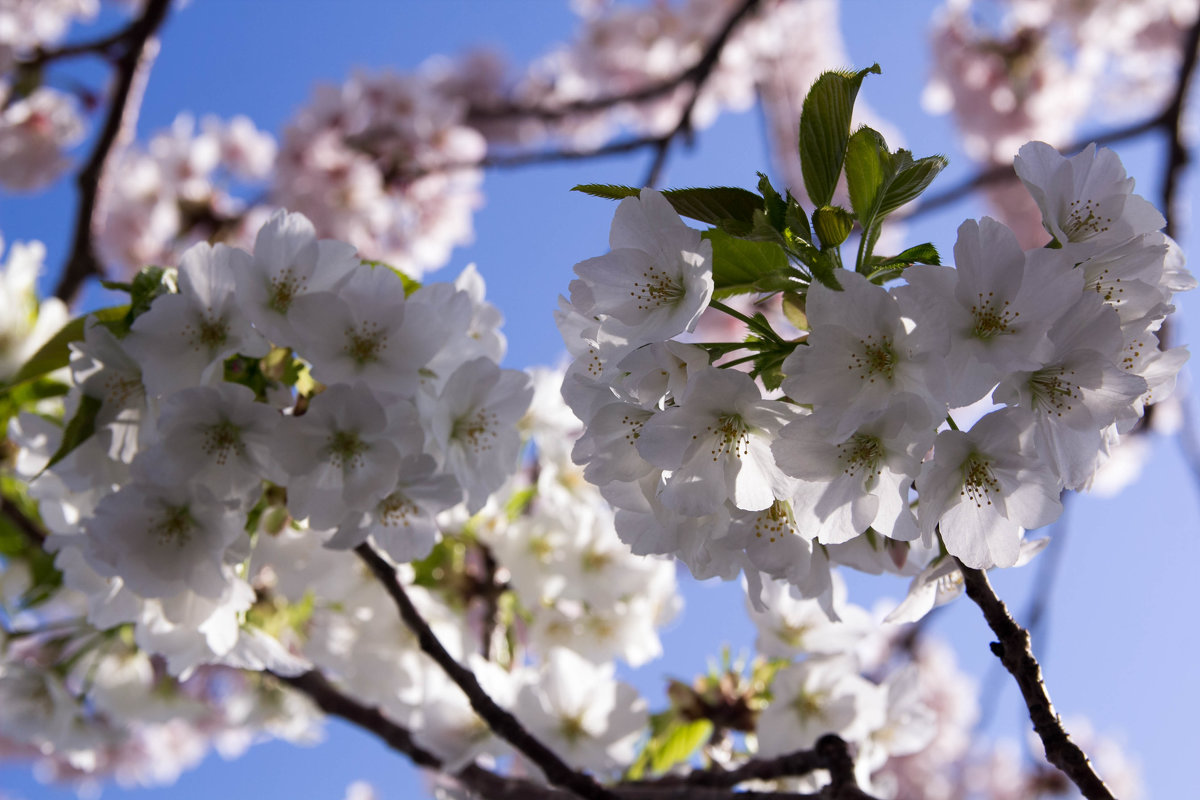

left=17, top=24, right=138, bottom=70
left=354, top=543, right=621, bottom=800
left=641, top=0, right=763, bottom=187
left=466, top=0, right=762, bottom=126
left=958, top=564, right=1115, bottom=800
left=52, top=0, right=172, bottom=305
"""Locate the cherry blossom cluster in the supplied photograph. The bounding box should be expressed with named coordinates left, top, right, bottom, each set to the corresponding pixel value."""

left=559, top=141, right=1191, bottom=617
left=97, top=113, right=276, bottom=272
left=926, top=0, right=1198, bottom=164
left=8, top=208, right=533, bottom=678
left=0, top=207, right=687, bottom=785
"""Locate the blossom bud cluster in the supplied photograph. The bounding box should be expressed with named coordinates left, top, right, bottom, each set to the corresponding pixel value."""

left=559, top=142, right=1191, bottom=615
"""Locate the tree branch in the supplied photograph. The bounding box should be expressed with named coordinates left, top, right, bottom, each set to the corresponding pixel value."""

left=958, top=563, right=1115, bottom=800
left=640, top=0, right=763, bottom=187
left=275, top=669, right=443, bottom=770
left=354, top=543, right=620, bottom=800
left=277, top=668, right=856, bottom=800
left=51, top=0, right=172, bottom=305
left=1, top=497, right=45, bottom=548
left=466, top=0, right=762, bottom=127
left=1157, top=10, right=1200, bottom=242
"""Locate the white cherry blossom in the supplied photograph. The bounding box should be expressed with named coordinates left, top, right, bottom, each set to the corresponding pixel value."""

left=124, top=243, right=268, bottom=397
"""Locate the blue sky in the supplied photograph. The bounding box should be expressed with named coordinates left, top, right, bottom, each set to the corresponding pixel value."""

left=1, top=1, right=1198, bottom=798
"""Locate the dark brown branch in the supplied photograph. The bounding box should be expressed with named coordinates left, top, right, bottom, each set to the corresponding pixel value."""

left=276, top=668, right=841, bottom=800
left=354, top=543, right=620, bottom=800
left=1157, top=9, right=1200, bottom=240
left=958, top=564, right=1115, bottom=800
left=275, top=669, right=443, bottom=770
left=52, top=0, right=172, bottom=305
left=640, top=0, right=763, bottom=187
left=914, top=114, right=1163, bottom=217
left=2, top=497, right=45, bottom=548
left=17, top=23, right=140, bottom=70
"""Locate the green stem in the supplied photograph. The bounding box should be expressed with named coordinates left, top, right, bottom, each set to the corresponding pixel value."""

left=709, top=300, right=783, bottom=344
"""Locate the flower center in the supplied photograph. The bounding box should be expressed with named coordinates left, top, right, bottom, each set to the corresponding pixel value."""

left=629, top=266, right=683, bottom=311
left=960, top=453, right=1000, bottom=508
left=378, top=493, right=417, bottom=528
left=153, top=504, right=194, bottom=548
left=752, top=501, right=797, bottom=543
left=706, top=414, right=750, bottom=460
left=203, top=419, right=245, bottom=465
left=1029, top=367, right=1080, bottom=417
left=344, top=321, right=388, bottom=365
left=268, top=269, right=306, bottom=314
left=452, top=409, right=498, bottom=452
left=836, top=433, right=884, bottom=479
left=326, top=429, right=369, bottom=471
left=850, top=335, right=896, bottom=383
left=186, top=314, right=230, bottom=352
left=969, top=293, right=1019, bottom=340
left=1063, top=198, right=1112, bottom=242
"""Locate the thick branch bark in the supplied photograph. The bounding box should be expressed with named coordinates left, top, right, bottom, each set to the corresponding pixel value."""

left=52, top=0, right=172, bottom=305
left=958, top=564, right=1115, bottom=800
left=278, top=667, right=870, bottom=800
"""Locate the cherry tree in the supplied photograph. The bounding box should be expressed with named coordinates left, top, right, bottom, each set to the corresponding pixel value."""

left=0, top=2, right=1197, bottom=799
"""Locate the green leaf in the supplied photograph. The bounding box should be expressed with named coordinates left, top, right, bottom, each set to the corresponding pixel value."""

left=572, top=184, right=764, bottom=227
left=781, top=292, right=808, bottom=330
left=783, top=192, right=812, bottom=243
left=5, top=305, right=130, bottom=391
left=703, top=229, right=790, bottom=299
left=876, top=154, right=949, bottom=218
left=873, top=242, right=941, bottom=268
left=752, top=346, right=795, bottom=391
left=812, top=205, right=855, bottom=249
left=571, top=183, right=642, bottom=201
left=41, top=394, right=102, bottom=474
left=127, top=266, right=170, bottom=324
left=798, top=64, right=881, bottom=208
left=844, top=126, right=890, bottom=225
left=807, top=250, right=843, bottom=292
left=362, top=260, right=421, bottom=295
left=757, top=173, right=787, bottom=232
left=650, top=719, right=713, bottom=775
left=663, top=187, right=764, bottom=226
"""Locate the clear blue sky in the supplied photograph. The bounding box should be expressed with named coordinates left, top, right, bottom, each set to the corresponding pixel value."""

left=1, top=1, right=1197, bottom=798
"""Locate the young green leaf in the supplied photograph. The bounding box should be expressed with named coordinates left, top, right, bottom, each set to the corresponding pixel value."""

left=703, top=229, right=789, bottom=299
left=40, top=394, right=102, bottom=475
left=798, top=64, right=881, bottom=208
left=4, top=305, right=130, bottom=391
left=876, top=154, right=949, bottom=218
left=649, top=719, right=714, bottom=775
left=572, top=184, right=764, bottom=227
left=844, top=126, right=890, bottom=225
